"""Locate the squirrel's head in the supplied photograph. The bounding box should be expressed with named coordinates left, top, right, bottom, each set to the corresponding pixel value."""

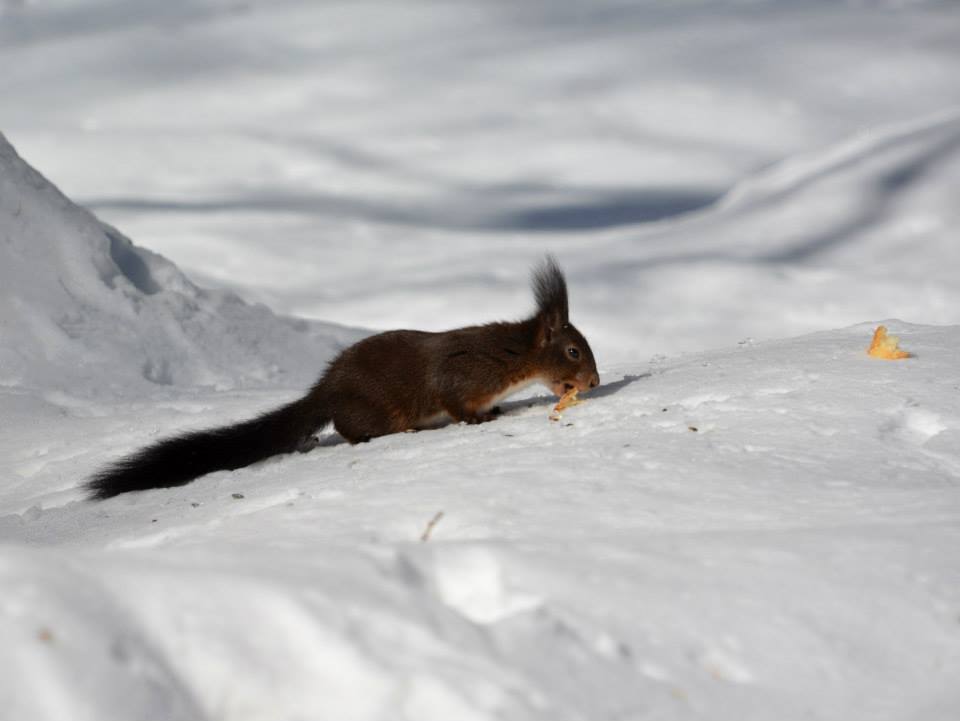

left=531, top=256, right=600, bottom=397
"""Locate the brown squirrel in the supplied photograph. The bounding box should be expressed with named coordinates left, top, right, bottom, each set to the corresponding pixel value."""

left=86, top=256, right=599, bottom=499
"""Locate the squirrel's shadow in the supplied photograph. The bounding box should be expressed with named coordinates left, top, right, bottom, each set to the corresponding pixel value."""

left=495, top=372, right=651, bottom=415
left=581, top=373, right=650, bottom=399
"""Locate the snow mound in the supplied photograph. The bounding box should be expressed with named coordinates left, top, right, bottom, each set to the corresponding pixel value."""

left=0, top=133, right=361, bottom=396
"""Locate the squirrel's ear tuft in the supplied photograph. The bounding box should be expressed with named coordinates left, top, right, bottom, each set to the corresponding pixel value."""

left=532, top=255, right=569, bottom=330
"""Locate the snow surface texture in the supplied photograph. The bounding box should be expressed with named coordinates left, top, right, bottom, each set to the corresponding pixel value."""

left=4, top=316, right=960, bottom=720
left=2, top=1, right=960, bottom=719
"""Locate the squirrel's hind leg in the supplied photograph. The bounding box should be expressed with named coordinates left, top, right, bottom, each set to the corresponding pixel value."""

left=332, top=396, right=403, bottom=444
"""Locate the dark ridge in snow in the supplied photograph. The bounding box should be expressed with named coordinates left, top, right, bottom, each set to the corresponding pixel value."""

left=106, top=228, right=160, bottom=296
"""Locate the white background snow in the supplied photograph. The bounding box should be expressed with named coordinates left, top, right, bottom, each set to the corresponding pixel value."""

left=2, top=1, right=960, bottom=719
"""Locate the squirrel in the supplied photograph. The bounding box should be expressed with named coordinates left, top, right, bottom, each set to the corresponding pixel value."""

left=86, top=256, right=599, bottom=499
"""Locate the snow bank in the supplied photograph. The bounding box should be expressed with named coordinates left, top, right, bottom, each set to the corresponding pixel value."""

left=0, top=133, right=361, bottom=396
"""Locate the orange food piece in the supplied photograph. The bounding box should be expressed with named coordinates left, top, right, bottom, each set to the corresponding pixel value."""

left=549, top=387, right=582, bottom=421
left=867, top=325, right=910, bottom=360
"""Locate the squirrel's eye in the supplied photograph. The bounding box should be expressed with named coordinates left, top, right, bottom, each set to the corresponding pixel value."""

left=567, top=346, right=580, bottom=360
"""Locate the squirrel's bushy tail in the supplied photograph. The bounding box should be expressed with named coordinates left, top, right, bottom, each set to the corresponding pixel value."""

left=86, top=395, right=328, bottom=499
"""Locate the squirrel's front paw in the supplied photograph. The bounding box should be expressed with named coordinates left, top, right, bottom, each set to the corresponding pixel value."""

left=297, top=435, right=321, bottom=453
left=468, top=412, right=498, bottom=424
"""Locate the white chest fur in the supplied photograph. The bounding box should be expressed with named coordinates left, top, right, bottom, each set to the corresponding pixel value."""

left=478, top=376, right=546, bottom=412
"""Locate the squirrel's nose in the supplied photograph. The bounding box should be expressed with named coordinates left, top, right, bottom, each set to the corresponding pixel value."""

left=589, top=373, right=599, bottom=389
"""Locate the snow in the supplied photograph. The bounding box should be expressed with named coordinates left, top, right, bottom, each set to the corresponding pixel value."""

left=4, top=0, right=960, bottom=360
left=4, top=319, right=960, bottom=719
left=2, top=1, right=960, bottom=719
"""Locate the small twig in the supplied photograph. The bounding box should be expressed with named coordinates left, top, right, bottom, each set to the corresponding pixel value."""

left=420, top=511, right=444, bottom=542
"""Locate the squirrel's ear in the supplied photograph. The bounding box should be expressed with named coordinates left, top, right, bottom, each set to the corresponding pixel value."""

left=531, top=255, right=569, bottom=347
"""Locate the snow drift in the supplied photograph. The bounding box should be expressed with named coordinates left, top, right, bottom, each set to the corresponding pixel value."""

left=0, top=133, right=361, bottom=396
